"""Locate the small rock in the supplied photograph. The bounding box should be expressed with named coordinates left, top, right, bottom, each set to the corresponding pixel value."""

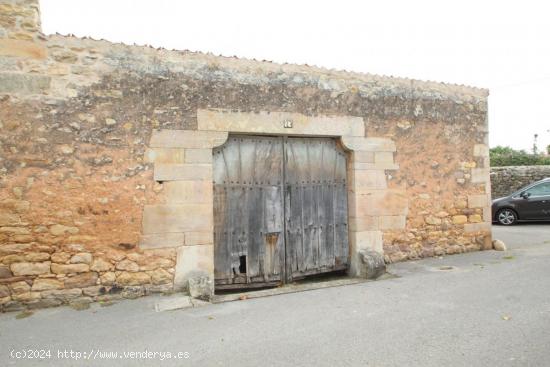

left=100, top=272, right=116, bottom=285
left=49, top=224, right=79, bottom=236
left=70, top=252, right=92, bottom=265
left=469, top=214, right=482, bottom=223
left=121, top=286, right=145, bottom=299
left=149, top=268, right=172, bottom=285
left=51, top=263, right=89, bottom=274
left=31, top=278, right=64, bottom=291
left=116, top=272, right=150, bottom=286
left=66, top=243, right=85, bottom=252
left=0, top=265, right=12, bottom=279
left=65, top=272, right=98, bottom=289
left=77, top=113, right=95, bottom=123
left=358, top=250, right=386, bottom=279
left=12, top=291, right=41, bottom=302
left=139, top=257, right=173, bottom=271
left=188, top=277, right=214, bottom=301
left=0, top=212, right=21, bottom=226
left=452, top=215, right=468, bottom=225
left=153, top=183, right=163, bottom=193
left=41, top=288, right=82, bottom=301
left=425, top=215, right=441, bottom=225
left=0, top=285, right=10, bottom=298
left=8, top=281, right=30, bottom=294
left=115, top=259, right=139, bottom=272
left=397, top=120, right=412, bottom=130
left=10, top=262, right=51, bottom=276
left=12, top=187, right=23, bottom=199
left=59, top=145, right=74, bottom=155
left=105, top=118, right=117, bottom=126
left=493, top=239, right=506, bottom=251
left=69, top=122, right=81, bottom=130
left=83, top=285, right=105, bottom=297
left=103, top=249, right=126, bottom=262
left=90, top=258, right=112, bottom=272
left=24, top=252, right=50, bottom=262
left=51, top=252, right=71, bottom=263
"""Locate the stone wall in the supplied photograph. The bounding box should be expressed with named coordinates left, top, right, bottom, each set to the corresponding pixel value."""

left=490, top=165, right=550, bottom=198
left=0, top=0, right=491, bottom=311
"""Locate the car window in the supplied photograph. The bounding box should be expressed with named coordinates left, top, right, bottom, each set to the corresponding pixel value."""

left=525, top=182, right=550, bottom=196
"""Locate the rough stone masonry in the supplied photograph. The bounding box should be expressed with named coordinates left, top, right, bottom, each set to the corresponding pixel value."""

left=491, top=165, right=550, bottom=199
left=0, top=0, right=491, bottom=312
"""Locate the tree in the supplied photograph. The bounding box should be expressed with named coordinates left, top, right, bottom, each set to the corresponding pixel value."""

left=490, top=146, right=550, bottom=167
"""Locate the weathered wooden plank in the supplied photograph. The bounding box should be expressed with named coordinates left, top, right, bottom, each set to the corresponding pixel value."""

left=285, top=137, right=349, bottom=279
left=247, top=185, right=261, bottom=279
left=287, top=185, right=304, bottom=275
left=323, top=182, right=335, bottom=267
left=335, top=183, right=350, bottom=265
left=228, top=186, right=245, bottom=276
left=213, top=135, right=285, bottom=286
left=214, top=185, right=231, bottom=280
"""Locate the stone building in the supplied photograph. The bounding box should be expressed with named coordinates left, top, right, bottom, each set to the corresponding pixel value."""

left=0, top=0, right=491, bottom=311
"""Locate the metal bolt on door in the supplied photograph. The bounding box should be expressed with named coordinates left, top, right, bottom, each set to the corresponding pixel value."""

left=213, top=135, right=348, bottom=289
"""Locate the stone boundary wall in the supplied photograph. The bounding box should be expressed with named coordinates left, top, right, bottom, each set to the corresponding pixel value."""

left=490, top=165, right=550, bottom=198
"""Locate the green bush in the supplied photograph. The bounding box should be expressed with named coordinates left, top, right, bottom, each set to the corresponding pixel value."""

left=490, top=146, right=550, bottom=167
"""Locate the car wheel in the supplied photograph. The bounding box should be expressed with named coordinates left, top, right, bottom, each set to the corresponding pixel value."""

left=496, top=208, right=517, bottom=225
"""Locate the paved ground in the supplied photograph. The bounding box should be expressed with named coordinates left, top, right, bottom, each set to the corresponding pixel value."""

left=1, top=224, right=549, bottom=367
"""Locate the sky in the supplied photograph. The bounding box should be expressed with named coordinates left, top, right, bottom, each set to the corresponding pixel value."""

left=40, top=0, right=550, bottom=152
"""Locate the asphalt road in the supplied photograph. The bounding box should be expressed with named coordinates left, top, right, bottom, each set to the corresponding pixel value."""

left=1, top=224, right=549, bottom=367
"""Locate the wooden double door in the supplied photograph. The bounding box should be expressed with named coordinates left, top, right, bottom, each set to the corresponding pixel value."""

left=213, top=135, right=349, bottom=289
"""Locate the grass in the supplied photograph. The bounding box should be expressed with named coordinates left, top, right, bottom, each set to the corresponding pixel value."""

left=438, top=266, right=454, bottom=270
left=15, top=310, right=33, bottom=319
left=70, top=302, right=91, bottom=311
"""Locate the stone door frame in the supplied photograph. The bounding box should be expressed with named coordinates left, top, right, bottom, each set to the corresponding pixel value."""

left=142, top=109, right=404, bottom=294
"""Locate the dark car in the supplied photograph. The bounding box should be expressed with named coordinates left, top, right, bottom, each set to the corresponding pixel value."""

left=492, top=177, right=550, bottom=225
